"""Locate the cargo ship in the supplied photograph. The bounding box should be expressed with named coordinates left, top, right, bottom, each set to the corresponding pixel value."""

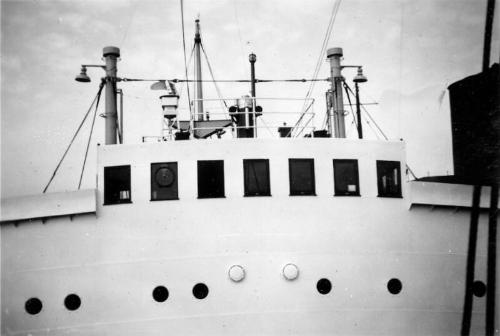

left=1, top=2, right=498, bottom=335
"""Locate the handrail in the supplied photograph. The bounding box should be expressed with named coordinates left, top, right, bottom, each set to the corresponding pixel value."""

left=151, top=96, right=317, bottom=141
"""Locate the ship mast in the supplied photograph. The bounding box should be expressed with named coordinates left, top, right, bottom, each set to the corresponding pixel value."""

left=327, top=48, right=346, bottom=138
left=194, top=18, right=204, bottom=121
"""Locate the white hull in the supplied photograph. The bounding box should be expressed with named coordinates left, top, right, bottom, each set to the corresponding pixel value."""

left=2, top=138, right=498, bottom=335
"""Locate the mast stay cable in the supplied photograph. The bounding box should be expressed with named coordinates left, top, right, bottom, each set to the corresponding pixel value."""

left=124, top=77, right=328, bottom=83
left=291, top=0, right=342, bottom=136
left=200, top=42, right=229, bottom=117
left=42, top=84, right=104, bottom=193
left=180, top=0, right=192, bottom=116
left=344, top=82, right=418, bottom=180
left=343, top=82, right=357, bottom=132
left=78, top=80, right=105, bottom=189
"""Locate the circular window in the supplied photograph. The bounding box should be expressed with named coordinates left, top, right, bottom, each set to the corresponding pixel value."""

left=316, top=278, right=332, bottom=295
left=152, top=285, right=169, bottom=302
left=192, top=283, right=209, bottom=299
left=155, top=167, right=175, bottom=187
left=25, top=297, right=43, bottom=315
left=472, top=280, right=486, bottom=297
left=282, top=263, right=299, bottom=281
left=387, top=278, right=402, bottom=295
left=64, top=294, right=81, bottom=311
left=228, top=265, right=246, bottom=282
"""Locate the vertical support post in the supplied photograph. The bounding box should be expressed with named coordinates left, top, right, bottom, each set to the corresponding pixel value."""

left=461, top=185, right=482, bottom=336
left=194, top=19, right=204, bottom=121
left=326, top=47, right=346, bottom=138
left=117, top=88, right=123, bottom=144
left=486, top=184, right=498, bottom=336
left=482, top=0, right=495, bottom=72
left=355, top=82, right=363, bottom=139
left=249, top=53, right=256, bottom=98
left=249, top=53, right=257, bottom=138
left=103, top=46, right=120, bottom=145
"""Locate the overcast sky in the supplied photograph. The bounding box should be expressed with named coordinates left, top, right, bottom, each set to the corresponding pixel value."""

left=1, top=0, right=499, bottom=198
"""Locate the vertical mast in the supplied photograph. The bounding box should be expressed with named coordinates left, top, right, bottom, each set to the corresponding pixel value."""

left=194, top=18, right=204, bottom=121
left=103, top=46, right=120, bottom=145
left=249, top=53, right=257, bottom=98
left=326, top=47, right=346, bottom=138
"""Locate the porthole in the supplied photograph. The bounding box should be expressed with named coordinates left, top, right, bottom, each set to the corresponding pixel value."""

left=155, top=167, right=175, bottom=187
left=152, top=285, right=169, bottom=302
left=64, top=294, right=81, bottom=311
left=472, top=280, right=486, bottom=297
left=387, top=278, right=402, bottom=295
left=193, top=283, right=209, bottom=299
left=316, top=278, right=332, bottom=295
left=25, top=297, right=42, bottom=315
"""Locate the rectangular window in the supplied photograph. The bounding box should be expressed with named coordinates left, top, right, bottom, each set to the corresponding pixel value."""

left=333, top=159, right=360, bottom=196
left=289, top=159, right=316, bottom=196
left=198, top=160, right=225, bottom=198
left=376, top=160, right=402, bottom=198
left=243, top=159, right=271, bottom=196
left=104, top=165, right=131, bottom=205
left=151, top=162, right=178, bottom=201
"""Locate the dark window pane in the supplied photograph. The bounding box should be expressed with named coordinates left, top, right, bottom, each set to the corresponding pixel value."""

left=25, top=298, right=42, bottom=315
left=333, top=159, right=360, bottom=196
left=192, top=283, right=209, bottom=299
left=104, top=165, right=131, bottom=205
left=151, top=162, right=178, bottom=201
left=198, top=160, right=225, bottom=198
left=244, top=159, right=271, bottom=196
left=64, top=294, right=81, bottom=311
left=289, top=159, right=315, bottom=196
left=377, top=160, right=402, bottom=197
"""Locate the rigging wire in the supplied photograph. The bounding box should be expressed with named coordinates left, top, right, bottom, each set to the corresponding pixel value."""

left=232, top=0, right=249, bottom=77
left=344, top=83, right=388, bottom=140
left=120, top=0, right=137, bottom=47
left=343, top=83, right=357, bottom=132
left=291, top=0, right=342, bottom=135
left=180, top=0, right=192, bottom=115
left=344, top=82, right=418, bottom=179
left=176, top=44, right=195, bottom=99
left=42, top=85, right=103, bottom=193
left=200, top=42, right=229, bottom=112
left=124, top=77, right=328, bottom=83
left=78, top=80, right=105, bottom=189
left=363, top=114, right=381, bottom=140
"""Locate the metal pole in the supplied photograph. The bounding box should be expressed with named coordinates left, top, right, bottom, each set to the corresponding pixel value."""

left=103, top=46, right=120, bottom=145
left=326, top=47, right=346, bottom=138
left=249, top=53, right=257, bottom=138
left=486, top=184, right=498, bottom=336
left=249, top=53, right=256, bottom=98
left=116, top=89, right=123, bottom=144
left=194, top=19, right=204, bottom=121
left=355, top=82, right=363, bottom=139
left=482, top=0, right=496, bottom=72
left=461, top=185, right=482, bottom=336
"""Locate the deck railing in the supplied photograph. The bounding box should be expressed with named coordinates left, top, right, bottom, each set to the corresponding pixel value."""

left=142, top=97, right=316, bottom=142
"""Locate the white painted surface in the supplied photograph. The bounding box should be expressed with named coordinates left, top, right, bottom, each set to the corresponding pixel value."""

left=1, top=139, right=497, bottom=335
left=409, top=181, right=497, bottom=209
left=0, top=189, right=96, bottom=222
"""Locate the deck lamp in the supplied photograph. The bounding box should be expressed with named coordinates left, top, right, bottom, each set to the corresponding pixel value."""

left=75, top=66, right=91, bottom=82
left=353, top=67, right=367, bottom=83
left=74, top=64, right=106, bottom=83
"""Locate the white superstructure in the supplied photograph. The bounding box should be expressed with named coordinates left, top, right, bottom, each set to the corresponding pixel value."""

left=1, top=137, right=498, bottom=335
